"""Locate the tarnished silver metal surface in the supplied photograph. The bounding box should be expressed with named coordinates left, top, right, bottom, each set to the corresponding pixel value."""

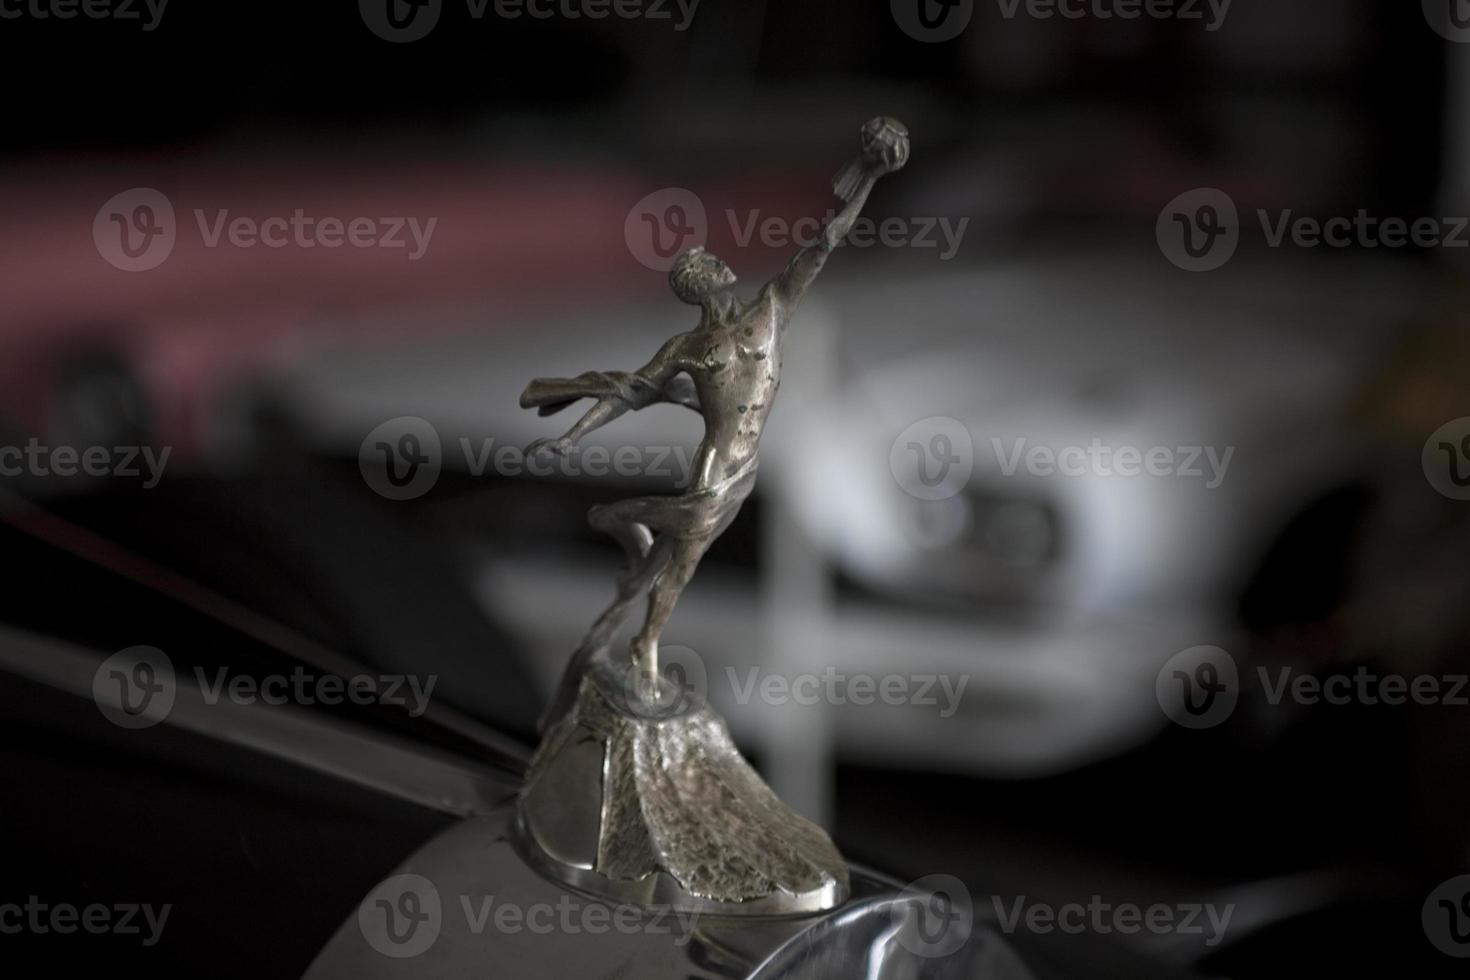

left=521, top=115, right=910, bottom=712
left=519, top=661, right=847, bottom=913
left=304, top=804, right=1039, bottom=980
left=513, top=117, right=910, bottom=914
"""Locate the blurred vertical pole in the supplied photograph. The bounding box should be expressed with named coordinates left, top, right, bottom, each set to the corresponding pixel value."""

left=759, top=305, right=838, bottom=828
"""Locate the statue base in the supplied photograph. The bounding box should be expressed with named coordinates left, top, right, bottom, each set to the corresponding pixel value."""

left=516, top=657, right=849, bottom=915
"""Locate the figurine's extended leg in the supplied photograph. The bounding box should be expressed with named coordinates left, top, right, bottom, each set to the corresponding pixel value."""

left=540, top=536, right=673, bottom=731
left=630, top=535, right=709, bottom=700
left=585, top=486, right=744, bottom=703
left=580, top=494, right=681, bottom=656
left=580, top=536, right=672, bottom=653
left=538, top=493, right=690, bottom=729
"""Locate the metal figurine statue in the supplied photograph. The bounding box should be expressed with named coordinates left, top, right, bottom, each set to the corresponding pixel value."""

left=515, top=117, right=909, bottom=915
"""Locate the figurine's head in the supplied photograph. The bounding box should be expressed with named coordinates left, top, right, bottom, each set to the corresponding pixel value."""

left=669, top=247, right=737, bottom=306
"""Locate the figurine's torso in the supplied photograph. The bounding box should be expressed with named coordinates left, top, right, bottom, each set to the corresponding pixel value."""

left=684, top=286, right=786, bottom=492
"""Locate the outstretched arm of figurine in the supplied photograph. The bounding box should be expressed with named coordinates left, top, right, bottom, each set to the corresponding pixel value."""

left=523, top=335, right=689, bottom=456
left=524, top=397, right=624, bottom=457
left=770, top=175, right=878, bottom=308
left=770, top=117, right=909, bottom=308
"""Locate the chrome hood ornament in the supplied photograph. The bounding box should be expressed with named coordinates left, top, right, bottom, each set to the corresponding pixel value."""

left=515, top=117, right=910, bottom=915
